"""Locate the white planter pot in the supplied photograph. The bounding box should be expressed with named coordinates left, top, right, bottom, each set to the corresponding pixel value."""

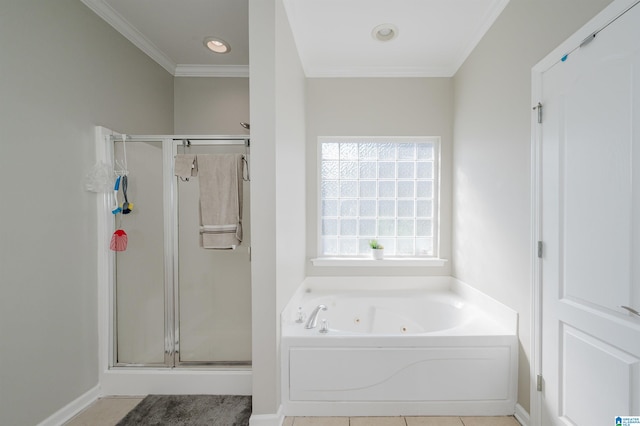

left=372, top=248, right=384, bottom=260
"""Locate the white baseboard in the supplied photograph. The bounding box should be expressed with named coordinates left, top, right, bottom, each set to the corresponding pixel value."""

left=36, top=385, right=100, bottom=426
left=249, top=405, right=284, bottom=426
left=514, top=403, right=530, bottom=426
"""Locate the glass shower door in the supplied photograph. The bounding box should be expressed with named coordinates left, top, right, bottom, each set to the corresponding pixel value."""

left=112, top=137, right=251, bottom=368
left=175, top=142, right=252, bottom=365
left=114, top=140, right=167, bottom=366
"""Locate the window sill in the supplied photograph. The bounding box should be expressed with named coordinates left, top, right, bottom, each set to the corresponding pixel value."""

left=310, top=257, right=448, bottom=267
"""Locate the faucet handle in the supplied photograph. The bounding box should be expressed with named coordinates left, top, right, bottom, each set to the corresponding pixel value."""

left=319, top=319, right=329, bottom=333
left=295, top=307, right=306, bottom=323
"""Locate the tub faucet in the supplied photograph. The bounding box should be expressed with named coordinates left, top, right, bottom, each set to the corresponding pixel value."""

left=305, top=304, right=328, bottom=329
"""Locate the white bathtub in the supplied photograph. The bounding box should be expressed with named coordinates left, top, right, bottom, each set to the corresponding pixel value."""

left=281, top=276, right=518, bottom=417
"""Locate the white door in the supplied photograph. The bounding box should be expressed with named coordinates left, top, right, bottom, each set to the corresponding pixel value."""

left=540, top=3, right=640, bottom=425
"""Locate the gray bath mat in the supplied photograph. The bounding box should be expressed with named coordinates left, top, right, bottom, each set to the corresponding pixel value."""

left=116, top=395, right=251, bottom=426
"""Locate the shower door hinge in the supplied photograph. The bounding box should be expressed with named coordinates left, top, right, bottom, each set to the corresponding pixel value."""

left=537, top=241, right=543, bottom=258
left=537, top=374, right=543, bottom=392
left=533, top=102, right=543, bottom=124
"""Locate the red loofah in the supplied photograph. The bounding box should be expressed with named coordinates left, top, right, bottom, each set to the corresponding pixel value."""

left=110, top=229, right=128, bottom=251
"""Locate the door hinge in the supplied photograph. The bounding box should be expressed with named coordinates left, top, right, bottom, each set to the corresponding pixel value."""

left=537, top=374, right=543, bottom=392
left=537, top=241, right=543, bottom=258
left=533, top=102, right=543, bottom=124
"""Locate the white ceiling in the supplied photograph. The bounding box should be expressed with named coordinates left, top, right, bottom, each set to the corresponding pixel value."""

left=284, top=0, right=509, bottom=77
left=81, top=0, right=509, bottom=78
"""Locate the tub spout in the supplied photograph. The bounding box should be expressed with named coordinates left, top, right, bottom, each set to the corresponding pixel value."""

left=305, top=304, right=328, bottom=329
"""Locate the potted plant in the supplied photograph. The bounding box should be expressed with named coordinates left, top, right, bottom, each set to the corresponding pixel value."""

left=369, top=239, right=384, bottom=260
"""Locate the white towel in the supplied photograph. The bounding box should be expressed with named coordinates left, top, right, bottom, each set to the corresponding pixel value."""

left=197, top=154, right=244, bottom=249
left=174, top=154, right=198, bottom=178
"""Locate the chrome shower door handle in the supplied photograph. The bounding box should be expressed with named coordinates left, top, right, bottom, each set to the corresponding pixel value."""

left=621, top=305, right=640, bottom=317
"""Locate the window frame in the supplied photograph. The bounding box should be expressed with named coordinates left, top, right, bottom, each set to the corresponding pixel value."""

left=316, top=136, right=441, bottom=260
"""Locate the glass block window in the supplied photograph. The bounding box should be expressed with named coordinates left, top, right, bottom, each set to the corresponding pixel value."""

left=319, top=137, right=439, bottom=257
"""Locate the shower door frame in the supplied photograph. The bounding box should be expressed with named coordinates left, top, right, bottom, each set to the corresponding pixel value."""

left=95, top=126, right=252, bottom=395
left=168, top=137, right=252, bottom=368
left=95, top=126, right=251, bottom=371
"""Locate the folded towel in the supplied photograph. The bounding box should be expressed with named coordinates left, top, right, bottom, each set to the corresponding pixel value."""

left=174, top=154, right=198, bottom=178
left=197, top=154, right=244, bottom=249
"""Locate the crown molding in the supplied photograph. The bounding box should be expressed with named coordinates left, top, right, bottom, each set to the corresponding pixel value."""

left=80, top=0, right=177, bottom=75
left=174, top=65, right=250, bottom=78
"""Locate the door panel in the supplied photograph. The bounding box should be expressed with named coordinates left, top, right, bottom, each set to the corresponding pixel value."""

left=561, top=324, right=639, bottom=425
left=563, top=54, right=632, bottom=310
left=540, top=3, right=640, bottom=425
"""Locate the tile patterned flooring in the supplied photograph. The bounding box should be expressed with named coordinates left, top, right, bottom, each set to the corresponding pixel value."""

left=64, top=397, right=144, bottom=426
left=65, top=397, right=521, bottom=426
left=284, top=416, right=521, bottom=426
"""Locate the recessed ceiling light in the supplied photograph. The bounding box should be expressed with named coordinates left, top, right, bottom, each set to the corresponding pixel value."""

left=204, top=37, right=230, bottom=54
left=372, top=24, right=398, bottom=42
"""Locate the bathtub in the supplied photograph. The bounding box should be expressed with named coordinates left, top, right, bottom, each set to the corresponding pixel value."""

left=281, top=276, right=518, bottom=417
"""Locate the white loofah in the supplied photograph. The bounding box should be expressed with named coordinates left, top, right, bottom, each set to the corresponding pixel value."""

left=84, top=162, right=114, bottom=193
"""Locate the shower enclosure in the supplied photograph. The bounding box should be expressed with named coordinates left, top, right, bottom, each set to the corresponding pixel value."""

left=95, top=127, right=251, bottom=390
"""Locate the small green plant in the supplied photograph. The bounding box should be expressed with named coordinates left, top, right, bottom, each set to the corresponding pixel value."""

left=369, top=239, right=384, bottom=250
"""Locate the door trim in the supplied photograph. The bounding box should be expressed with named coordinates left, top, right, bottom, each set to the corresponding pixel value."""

left=530, top=1, right=640, bottom=424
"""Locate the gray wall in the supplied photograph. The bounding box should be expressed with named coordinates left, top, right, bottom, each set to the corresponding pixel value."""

left=0, top=1, right=174, bottom=425
left=305, top=78, right=453, bottom=276
left=174, top=77, right=250, bottom=134
left=452, top=0, right=613, bottom=413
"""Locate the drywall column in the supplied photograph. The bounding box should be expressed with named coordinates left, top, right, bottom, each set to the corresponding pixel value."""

left=249, top=0, right=279, bottom=417
left=249, top=0, right=307, bottom=419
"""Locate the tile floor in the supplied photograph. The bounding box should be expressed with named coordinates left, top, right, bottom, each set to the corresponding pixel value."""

left=64, top=397, right=143, bottom=426
left=284, top=416, right=521, bottom=426
left=65, top=397, right=521, bottom=426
